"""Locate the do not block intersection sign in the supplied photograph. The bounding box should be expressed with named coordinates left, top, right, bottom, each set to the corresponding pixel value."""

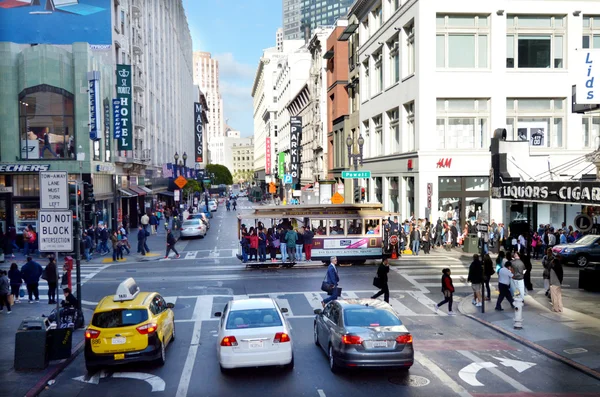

left=39, top=210, right=73, bottom=252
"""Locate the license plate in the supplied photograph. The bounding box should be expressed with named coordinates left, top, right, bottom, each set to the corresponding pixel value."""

left=114, top=353, right=125, bottom=360
left=372, top=341, right=387, bottom=348
left=112, top=337, right=126, bottom=345
left=249, top=341, right=264, bottom=349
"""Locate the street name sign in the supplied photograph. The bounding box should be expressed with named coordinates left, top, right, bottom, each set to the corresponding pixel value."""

left=38, top=210, right=73, bottom=252
left=341, top=171, right=371, bottom=179
left=40, top=171, right=68, bottom=210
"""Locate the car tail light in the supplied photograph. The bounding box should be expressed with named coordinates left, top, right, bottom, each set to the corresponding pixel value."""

left=342, top=335, right=363, bottom=345
left=396, top=334, right=413, bottom=344
left=198, top=227, right=203, bottom=230
left=274, top=332, right=291, bottom=343
left=85, top=329, right=100, bottom=339
left=220, top=336, right=238, bottom=347
left=136, top=323, right=158, bottom=335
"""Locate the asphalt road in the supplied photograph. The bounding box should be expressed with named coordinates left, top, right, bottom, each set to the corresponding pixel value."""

left=39, top=201, right=600, bottom=397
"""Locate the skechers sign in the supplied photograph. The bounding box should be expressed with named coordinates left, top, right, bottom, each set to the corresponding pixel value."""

left=289, top=116, right=302, bottom=184
left=492, top=181, right=600, bottom=205
left=0, top=164, right=50, bottom=172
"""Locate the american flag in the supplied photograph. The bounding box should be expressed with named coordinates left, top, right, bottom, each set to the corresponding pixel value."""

left=162, top=163, right=174, bottom=178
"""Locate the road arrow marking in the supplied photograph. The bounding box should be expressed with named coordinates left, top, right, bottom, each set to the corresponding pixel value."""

left=492, top=356, right=536, bottom=373
left=458, top=362, right=497, bottom=386
left=72, top=370, right=106, bottom=384
left=73, top=371, right=165, bottom=392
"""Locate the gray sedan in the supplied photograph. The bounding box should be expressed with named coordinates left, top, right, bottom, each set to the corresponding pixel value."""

left=180, top=219, right=207, bottom=239
left=313, top=299, right=414, bottom=373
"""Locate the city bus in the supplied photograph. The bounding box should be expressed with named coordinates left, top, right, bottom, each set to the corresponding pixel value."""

left=236, top=204, right=388, bottom=267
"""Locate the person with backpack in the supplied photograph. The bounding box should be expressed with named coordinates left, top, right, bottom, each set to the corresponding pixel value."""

left=165, top=228, right=180, bottom=259
left=434, top=268, right=455, bottom=315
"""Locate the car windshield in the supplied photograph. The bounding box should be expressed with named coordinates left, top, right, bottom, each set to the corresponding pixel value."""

left=572, top=235, right=598, bottom=245
left=92, top=309, right=149, bottom=328
left=183, top=220, right=200, bottom=227
left=226, top=308, right=283, bottom=329
left=343, top=308, right=403, bottom=327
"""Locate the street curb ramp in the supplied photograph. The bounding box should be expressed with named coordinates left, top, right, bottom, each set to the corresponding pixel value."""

left=457, top=297, right=600, bottom=382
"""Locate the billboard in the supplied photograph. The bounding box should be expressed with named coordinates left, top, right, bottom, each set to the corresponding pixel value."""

left=194, top=102, right=204, bottom=163
left=289, top=116, right=302, bottom=184
left=116, top=65, right=132, bottom=151
left=0, top=0, right=111, bottom=45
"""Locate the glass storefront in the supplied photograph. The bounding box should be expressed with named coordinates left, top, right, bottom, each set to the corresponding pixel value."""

left=389, top=177, right=399, bottom=212
left=405, top=176, right=415, bottom=219
left=15, top=203, right=39, bottom=234
left=438, top=176, right=489, bottom=228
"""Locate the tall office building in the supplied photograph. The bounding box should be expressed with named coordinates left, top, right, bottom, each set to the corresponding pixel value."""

left=193, top=52, right=224, bottom=154
left=283, top=0, right=354, bottom=40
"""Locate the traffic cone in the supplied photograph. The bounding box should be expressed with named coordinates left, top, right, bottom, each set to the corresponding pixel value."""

left=391, top=247, right=397, bottom=259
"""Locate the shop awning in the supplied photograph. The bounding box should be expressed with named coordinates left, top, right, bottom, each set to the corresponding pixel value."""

left=118, top=188, right=137, bottom=197
left=139, top=186, right=153, bottom=194
left=157, top=191, right=174, bottom=197
left=129, top=185, right=147, bottom=196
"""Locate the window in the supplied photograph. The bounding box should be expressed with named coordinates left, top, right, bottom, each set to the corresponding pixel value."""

left=344, top=308, right=402, bottom=327
left=403, top=101, right=415, bottom=151
left=19, top=86, right=75, bottom=160
left=582, top=16, right=600, bottom=48
left=311, top=219, right=327, bottom=235
left=362, top=59, right=370, bottom=101
left=92, top=309, right=149, bottom=328
left=436, top=99, right=489, bottom=149
left=226, top=309, right=283, bottom=329
left=362, top=121, right=370, bottom=158
left=506, top=98, right=565, bottom=148
left=506, top=15, right=565, bottom=69
left=347, top=219, right=363, bottom=235
left=388, top=37, right=400, bottom=84
left=436, top=14, right=489, bottom=68
left=372, top=3, right=382, bottom=30
left=328, top=219, right=345, bottom=235
left=387, top=108, right=400, bottom=153
left=582, top=116, right=600, bottom=148
left=374, top=50, right=383, bottom=94
left=403, top=20, right=415, bottom=77
left=373, top=115, right=383, bottom=156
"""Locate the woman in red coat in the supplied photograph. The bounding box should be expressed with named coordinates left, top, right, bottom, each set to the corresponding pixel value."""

left=248, top=227, right=259, bottom=261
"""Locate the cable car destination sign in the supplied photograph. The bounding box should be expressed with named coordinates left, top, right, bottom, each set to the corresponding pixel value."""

left=492, top=181, right=600, bottom=205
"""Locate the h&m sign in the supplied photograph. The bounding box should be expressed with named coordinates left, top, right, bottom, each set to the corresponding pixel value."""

left=289, top=116, right=302, bottom=184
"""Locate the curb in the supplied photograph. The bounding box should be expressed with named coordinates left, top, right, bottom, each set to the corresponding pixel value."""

left=457, top=299, right=600, bottom=382
left=25, top=339, right=85, bottom=397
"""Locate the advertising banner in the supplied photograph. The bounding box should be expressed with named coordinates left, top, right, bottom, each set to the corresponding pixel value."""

left=21, top=139, right=40, bottom=159
left=265, top=137, right=271, bottom=175
left=116, top=65, right=132, bottom=150
left=278, top=152, right=285, bottom=179
left=103, top=98, right=110, bottom=147
left=112, top=98, right=121, bottom=139
left=88, top=71, right=100, bottom=141
left=577, top=49, right=600, bottom=105
left=194, top=102, right=204, bottom=163
left=289, top=116, right=302, bottom=184
left=0, top=0, right=111, bottom=45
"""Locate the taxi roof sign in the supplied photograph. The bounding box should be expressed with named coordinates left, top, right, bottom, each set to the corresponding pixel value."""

left=114, top=278, right=140, bottom=302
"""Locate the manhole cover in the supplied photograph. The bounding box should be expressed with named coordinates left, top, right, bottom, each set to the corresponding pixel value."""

left=564, top=347, right=588, bottom=354
left=389, top=375, right=430, bottom=387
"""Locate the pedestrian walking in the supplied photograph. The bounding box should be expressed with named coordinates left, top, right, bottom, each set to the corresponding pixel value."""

left=83, top=232, right=92, bottom=261
left=99, top=225, right=109, bottom=255
left=371, top=257, right=390, bottom=303
left=303, top=226, right=314, bottom=261
left=21, top=256, right=43, bottom=303
left=43, top=258, right=58, bottom=304
left=321, top=257, right=340, bottom=307
left=165, top=229, right=180, bottom=259
left=410, top=226, right=421, bottom=255
left=495, top=262, right=515, bottom=311
left=141, top=212, right=150, bottom=231
left=510, top=252, right=527, bottom=297
left=285, top=228, right=298, bottom=263
left=495, top=250, right=506, bottom=274
left=150, top=212, right=158, bottom=234
left=8, top=263, right=22, bottom=303
left=258, top=227, right=267, bottom=262
left=549, top=255, right=564, bottom=312
left=137, top=226, right=147, bottom=255
left=468, top=254, right=483, bottom=307
left=482, top=253, right=495, bottom=301
left=522, top=251, right=534, bottom=292
left=0, top=270, right=11, bottom=314
left=111, top=231, right=121, bottom=262
left=434, top=268, right=455, bottom=315
left=542, top=248, right=553, bottom=297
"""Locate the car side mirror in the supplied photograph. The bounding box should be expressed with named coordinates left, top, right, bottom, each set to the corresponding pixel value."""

left=166, top=302, right=175, bottom=309
left=313, top=309, right=323, bottom=315
left=281, top=308, right=288, bottom=314
left=214, top=312, right=222, bottom=317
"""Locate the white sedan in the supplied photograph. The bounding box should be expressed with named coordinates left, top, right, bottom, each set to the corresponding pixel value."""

left=215, top=298, right=294, bottom=373
left=208, top=200, right=218, bottom=212
left=180, top=219, right=207, bottom=238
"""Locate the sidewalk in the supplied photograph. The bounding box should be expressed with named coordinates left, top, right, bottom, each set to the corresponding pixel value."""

left=459, top=287, right=600, bottom=381
left=0, top=301, right=92, bottom=397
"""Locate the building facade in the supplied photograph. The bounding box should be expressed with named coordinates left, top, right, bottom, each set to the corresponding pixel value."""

left=232, top=138, right=255, bottom=183
left=283, top=0, right=354, bottom=41
left=344, top=0, right=600, bottom=228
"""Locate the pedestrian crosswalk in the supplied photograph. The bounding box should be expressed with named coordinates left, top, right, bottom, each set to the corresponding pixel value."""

left=160, top=249, right=239, bottom=260
left=392, top=263, right=474, bottom=294
left=148, top=289, right=451, bottom=321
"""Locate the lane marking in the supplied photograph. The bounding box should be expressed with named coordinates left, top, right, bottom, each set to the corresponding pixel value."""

left=317, top=390, right=326, bottom=397
left=458, top=362, right=497, bottom=387
left=304, top=292, right=324, bottom=312
left=112, top=372, right=165, bottom=392
left=185, top=251, right=197, bottom=260
left=407, top=291, right=447, bottom=316
left=191, top=296, right=213, bottom=321
left=457, top=350, right=531, bottom=392
left=414, top=351, right=472, bottom=397
left=176, top=321, right=202, bottom=397
left=272, top=297, right=294, bottom=317
left=344, top=291, right=359, bottom=299
left=389, top=298, right=417, bottom=316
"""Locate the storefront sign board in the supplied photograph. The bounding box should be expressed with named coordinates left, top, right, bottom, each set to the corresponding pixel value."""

left=0, top=164, right=50, bottom=172
left=38, top=210, right=73, bottom=252
left=278, top=152, right=285, bottom=179
left=40, top=171, right=68, bottom=210
left=194, top=102, right=204, bottom=163
left=289, top=117, right=302, bottom=184
left=492, top=181, right=600, bottom=206
left=116, top=65, right=132, bottom=150
left=265, top=137, right=271, bottom=175
left=88, top=71, right=100, bottom=141
left=577, top=49, right=600, bottom=104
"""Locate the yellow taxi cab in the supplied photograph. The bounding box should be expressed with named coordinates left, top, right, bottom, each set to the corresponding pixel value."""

left=84, top=278, right=176, bottom=373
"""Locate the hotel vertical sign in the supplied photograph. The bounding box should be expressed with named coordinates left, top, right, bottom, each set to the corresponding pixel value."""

left=289, top=116, right=302, bottom=184
left=194, top=102, right=204, bottom=163
left=116, top=64, right=132, bottom=151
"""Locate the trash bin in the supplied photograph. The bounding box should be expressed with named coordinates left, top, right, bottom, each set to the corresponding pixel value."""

left=463, top=234, right=480, bottom=254
left=579, top=267, right=600, bottom=292
left=14, top=317, right=50, bottom=370
left=48, top=327, right=73, bottom=361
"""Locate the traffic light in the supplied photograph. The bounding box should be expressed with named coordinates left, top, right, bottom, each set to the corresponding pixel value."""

left=83, top=182, right=95, bottom=205
left=68, top=183, right=81, bottom=219
left=354, top=186, right=360, bottom=203
left=361, top=187, right=365, bottom=202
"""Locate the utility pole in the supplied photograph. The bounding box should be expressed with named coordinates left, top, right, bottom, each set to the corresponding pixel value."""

left=74, top=180, right=82, bottom=310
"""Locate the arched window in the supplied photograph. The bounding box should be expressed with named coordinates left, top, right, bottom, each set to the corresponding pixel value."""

left=19, top=84, right=75, bottom=160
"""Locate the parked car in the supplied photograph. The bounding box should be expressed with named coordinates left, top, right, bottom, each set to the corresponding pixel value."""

left=180, top=219, right=207, bottom=239
left=188, top=213, right=210, bottom=229
left=215, top=298, right=293, bottom=373
left=552, top=234, right=600, bottom=267
left=313, top=299, right=413, bottom=373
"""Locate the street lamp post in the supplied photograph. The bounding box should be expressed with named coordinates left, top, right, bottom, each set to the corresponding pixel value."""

left=174, top=152, right=179, bottom=177
left=182, top=152, right=188, bottom=176
left=346, top=133, right=365, bottom=203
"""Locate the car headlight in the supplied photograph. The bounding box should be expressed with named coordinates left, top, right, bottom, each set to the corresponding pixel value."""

left=563, top=248, right=573, bottom=253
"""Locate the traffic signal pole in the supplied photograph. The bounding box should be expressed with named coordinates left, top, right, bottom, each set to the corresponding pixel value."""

left=75, top=181, right=82, bottom=310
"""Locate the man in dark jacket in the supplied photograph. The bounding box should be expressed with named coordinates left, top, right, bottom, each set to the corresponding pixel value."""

left=302, top=226, right=314, bottom=261
left=468, top=254, right=484, bottom=307
left=83, top=232, right=93, bottom=261
left=61, top=287, right=78, bottom=308
left=21, top=256, right=43, bottom=303
left=165, top=229, right=180, bottom=259
left=371, top=257, right=390, bottom=303
left=44, top=258, right=58, bottom=304
left=99, top=225, right=109, bottom=254
left=137, top=226, right=147, bottom=255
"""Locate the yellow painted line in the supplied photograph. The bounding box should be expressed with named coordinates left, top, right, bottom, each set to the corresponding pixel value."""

left=145, top=253, right=161, bottom=257
left=102, top=258, right=127, bottom=263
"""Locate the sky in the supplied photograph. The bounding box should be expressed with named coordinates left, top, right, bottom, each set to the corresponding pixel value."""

left=182, top=0, right=282, bottom=138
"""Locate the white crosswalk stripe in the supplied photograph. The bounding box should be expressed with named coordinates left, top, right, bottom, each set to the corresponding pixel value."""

left=1, top=264, right=110, bottom=293
left=392, top=262, right=474, bottom=294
